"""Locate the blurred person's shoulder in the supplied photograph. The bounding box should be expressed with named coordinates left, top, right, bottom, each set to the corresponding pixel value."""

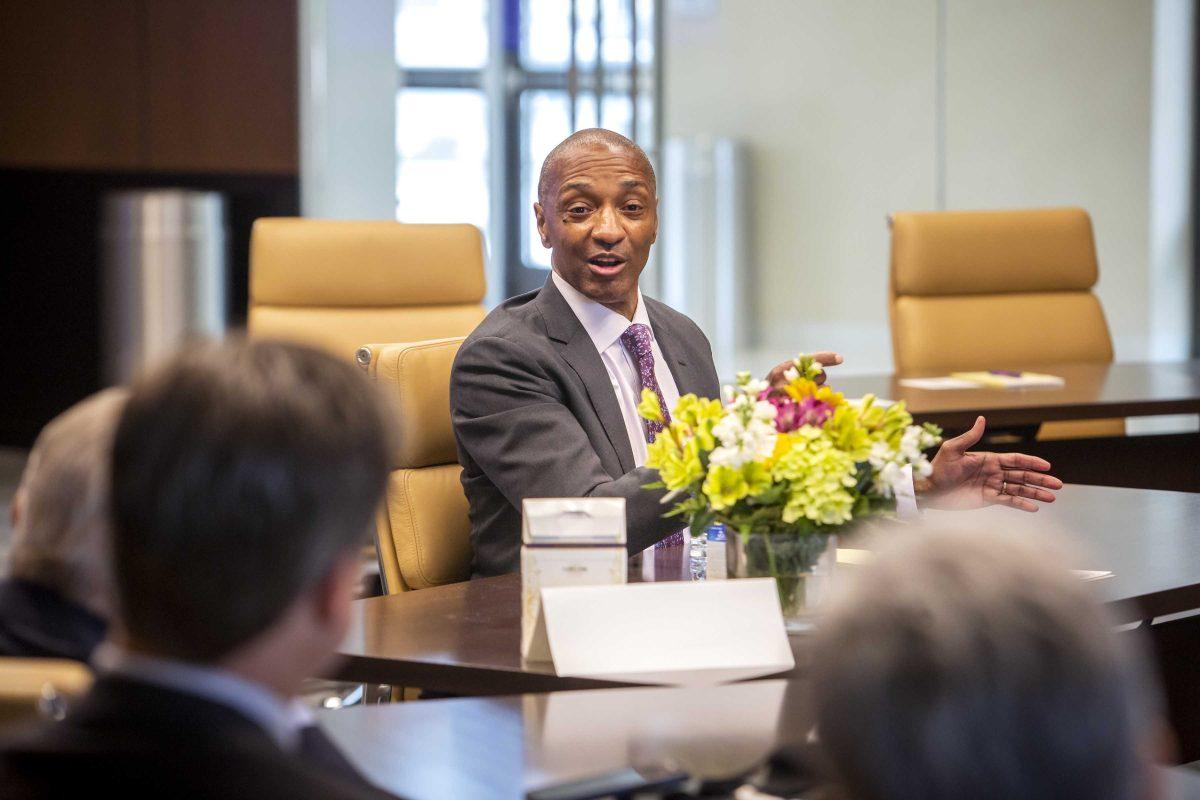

left=0, top=676, right=401, bottom=799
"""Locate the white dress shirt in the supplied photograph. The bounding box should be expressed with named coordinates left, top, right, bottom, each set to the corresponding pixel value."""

left=552, top=271, right=680, bottom=468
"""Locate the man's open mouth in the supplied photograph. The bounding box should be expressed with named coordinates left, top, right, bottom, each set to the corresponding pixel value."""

left=588, top=255, right=626, bottom=269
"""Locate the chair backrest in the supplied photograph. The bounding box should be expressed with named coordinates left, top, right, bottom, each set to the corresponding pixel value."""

left=248, top=219, right=487, bottom=359
left=0, top=657, right=92, bottom=723
left=359, top=337, right=471, bottom=592
left=888, top=207, right=1114, bottom=374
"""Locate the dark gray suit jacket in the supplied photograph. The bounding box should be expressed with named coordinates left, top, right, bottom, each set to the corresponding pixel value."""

left=451, top=277, right=721, bottom=577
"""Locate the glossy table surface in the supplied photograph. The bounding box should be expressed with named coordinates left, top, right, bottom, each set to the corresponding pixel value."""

left=318, top=679, right=1200, bottom=800
left=333, top=485, right=1200, bottom=693
left=834, top=360, right=1200, bottom=430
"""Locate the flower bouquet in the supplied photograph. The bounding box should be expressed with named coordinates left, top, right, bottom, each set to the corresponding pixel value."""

left=638, top=354, right=942, bottom=629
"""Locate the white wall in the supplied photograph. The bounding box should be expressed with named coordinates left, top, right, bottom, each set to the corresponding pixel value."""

left=663, top=0, right=1190, bottom=375
left=299, top=0, right=397, bottom=219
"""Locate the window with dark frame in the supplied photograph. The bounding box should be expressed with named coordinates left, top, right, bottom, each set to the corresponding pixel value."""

left=396, top=0, right=661, bottom=300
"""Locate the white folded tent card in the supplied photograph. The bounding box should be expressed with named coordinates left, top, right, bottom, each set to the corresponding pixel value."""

left=521, top=498, right=628, bottom=660
left=526, top=578, right=795, bottom=686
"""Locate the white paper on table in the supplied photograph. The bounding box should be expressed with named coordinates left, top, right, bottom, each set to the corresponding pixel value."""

left=898, top=377, right=983, bottom=390
left=528, top=579, right=794, bottom=685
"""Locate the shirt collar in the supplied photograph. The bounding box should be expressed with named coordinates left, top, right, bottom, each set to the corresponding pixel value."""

left=551, top=270, right=653, bottom=354
left=92, top=642, right=313, bottom=751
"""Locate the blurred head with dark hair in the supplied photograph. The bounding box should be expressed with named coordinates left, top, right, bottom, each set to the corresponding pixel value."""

left=811, top=527, right=1167, bottom=800
left=109, top=337, right=392, bottom=690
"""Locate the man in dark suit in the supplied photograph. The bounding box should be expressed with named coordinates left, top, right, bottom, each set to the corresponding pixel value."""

left=0, top=388, right=125, bottom=662
left=0, top=339, right=402, bottom=800
left=452, top=128, right=1063, bottom=578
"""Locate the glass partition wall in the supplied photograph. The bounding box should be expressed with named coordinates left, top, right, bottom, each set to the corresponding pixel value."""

left=396, top=0, right=661, bottom=299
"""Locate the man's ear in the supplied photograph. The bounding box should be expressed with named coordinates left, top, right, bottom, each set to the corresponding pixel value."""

left=313, top=551, right=361, bottom=633
left=650, top=197, right=659, bottom=244
left=533, top=202, right=552, bottom=249
left=10, top=488, right=23, bottom=530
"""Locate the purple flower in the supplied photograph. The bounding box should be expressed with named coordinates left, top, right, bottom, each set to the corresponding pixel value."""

left=758, top=388, right=832, bottom=432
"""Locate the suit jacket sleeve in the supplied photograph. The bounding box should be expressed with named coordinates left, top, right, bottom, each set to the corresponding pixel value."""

left=452, top=334, right=683, bottom=553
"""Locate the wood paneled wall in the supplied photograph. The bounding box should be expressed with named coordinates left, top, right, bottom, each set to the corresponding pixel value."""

left=0, top=0, right=297, bottom=175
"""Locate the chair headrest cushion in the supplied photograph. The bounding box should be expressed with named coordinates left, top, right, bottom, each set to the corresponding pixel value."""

left=251, top=219, right=486, bottom=307
left=891, top=207, right=1098, bottom=297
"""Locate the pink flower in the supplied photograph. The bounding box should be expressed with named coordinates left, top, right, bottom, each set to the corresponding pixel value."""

left=758, top=388, right=832, bottom=432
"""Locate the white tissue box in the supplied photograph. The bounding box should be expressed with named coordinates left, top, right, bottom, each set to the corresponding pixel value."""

left=521, top=498, right=627, bottom=660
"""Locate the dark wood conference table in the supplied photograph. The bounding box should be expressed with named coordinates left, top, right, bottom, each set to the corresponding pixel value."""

left=317, top=680, right=1200, bottom=800
left=331, top=485, right=1200, bottom=695
left=835, top=360, right=1200, bottom=492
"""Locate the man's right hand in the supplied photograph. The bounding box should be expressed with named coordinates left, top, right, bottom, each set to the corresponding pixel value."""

left=767, top=351, right=843, bottom=387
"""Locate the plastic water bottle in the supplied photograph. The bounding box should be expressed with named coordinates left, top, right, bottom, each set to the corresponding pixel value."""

left=706, top=523, right=728, bottom=580
left=689, top=531, right=707, bottom=581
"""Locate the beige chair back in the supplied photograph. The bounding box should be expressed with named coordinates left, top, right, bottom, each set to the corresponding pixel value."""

left=0, top=657, right=92, bottom=724
left=248, top=219, right=487, bottom=359
left=889, top=207, right=1122, bottom=439
left=359, top=337, right=471, bottom=592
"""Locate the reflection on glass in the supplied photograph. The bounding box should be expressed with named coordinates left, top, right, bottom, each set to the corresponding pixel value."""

left=396, top=89, right=489, bottom=232
left=522, top=91, right=633, bottom=268
left=396, top=0, right=488, bottom=69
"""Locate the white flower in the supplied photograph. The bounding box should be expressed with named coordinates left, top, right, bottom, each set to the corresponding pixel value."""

left=721, top=384, right=736, bottom=405
left=744, top=378, right=769, bottom=396
left=867, top=439, right=893, bottom=469
left=751, top=400, right=778, bottom=423
left=783, top=366, right=799, bottom=382
left=708, top=445, right=742, bottom=468
left=712, top=414, right=745, bottom=448
left=875, top=461, right=907, bottom=499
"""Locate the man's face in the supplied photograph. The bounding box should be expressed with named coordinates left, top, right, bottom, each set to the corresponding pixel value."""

left=534, top=144, right=658, bottom=314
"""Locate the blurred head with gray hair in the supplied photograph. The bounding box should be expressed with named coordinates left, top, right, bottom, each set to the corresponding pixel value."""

left=9, top=388, right=128, bottom=618
left=811, top=527, right=1166, bottom=800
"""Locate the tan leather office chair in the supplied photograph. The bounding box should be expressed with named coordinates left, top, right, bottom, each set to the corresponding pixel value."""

left=357, top=337, right=471, bottom=593
left=248, top=219, right=487, bottom=360
left=0, top=657, right=92, bottom=723
left=889, top=207, right=1122, bottom=440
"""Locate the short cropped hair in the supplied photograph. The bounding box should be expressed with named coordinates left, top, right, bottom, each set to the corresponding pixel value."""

left=812, top=528, right=1155, bottom=800
left=9, top=388, right=128, bottom=617
left=110, top=338, right=392, bottom=662
left=537, top=127, right=657, bottom=205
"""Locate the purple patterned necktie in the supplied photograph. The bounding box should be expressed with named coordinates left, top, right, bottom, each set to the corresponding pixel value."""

left=619, top=323, right=684, bottom=548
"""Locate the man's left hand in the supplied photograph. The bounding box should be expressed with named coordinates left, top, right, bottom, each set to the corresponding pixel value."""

left=767, top=351, right=843, bottom=387
left=918, top=416, right=1064, bottom=512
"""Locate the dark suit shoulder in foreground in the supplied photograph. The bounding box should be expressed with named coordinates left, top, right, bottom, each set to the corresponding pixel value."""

left=0, top=676, right=401, bottom=800
left=451, top=280, right=720, bottom=576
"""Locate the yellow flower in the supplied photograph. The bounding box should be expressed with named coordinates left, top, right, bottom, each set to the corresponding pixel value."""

left=742, top=461, right=773, bottom=496
left=637, top=388, right=665, bottom=424
left=651, top=437, right=704, bottom=491
left=783, top=379, right=846, bottom=410
left=703, top=464, right=749, bottom=510
left=823, top=405, right=871, bottom=461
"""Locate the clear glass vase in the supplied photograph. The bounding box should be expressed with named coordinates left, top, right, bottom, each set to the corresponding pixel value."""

left=726, top=531, right=837, bottom=633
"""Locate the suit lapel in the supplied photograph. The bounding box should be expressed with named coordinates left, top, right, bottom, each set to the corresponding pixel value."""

left=536, top=279, right=637, bottom=473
